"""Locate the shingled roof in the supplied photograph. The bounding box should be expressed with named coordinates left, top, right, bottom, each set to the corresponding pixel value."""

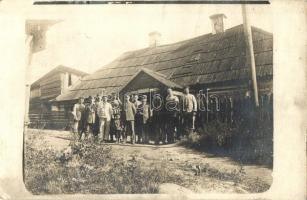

left=31, top=65, right=88, bottom=88
left=56, top=24, right=273, bottom=101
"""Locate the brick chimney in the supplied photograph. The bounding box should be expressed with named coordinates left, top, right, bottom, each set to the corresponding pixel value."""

left=210, top=14, right=227, bottom=34
left=148, top=31, right=161, bottom=47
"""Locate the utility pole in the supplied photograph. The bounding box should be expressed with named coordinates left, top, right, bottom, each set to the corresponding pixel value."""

left=242, top=4, right=259, bottom=107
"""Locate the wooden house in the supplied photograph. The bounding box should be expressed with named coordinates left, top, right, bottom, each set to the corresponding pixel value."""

left=52, top=15, right=272, bottom=130
left=29, top=65, right=88, bottom=129
left=55, top=19, right=272, bottom=107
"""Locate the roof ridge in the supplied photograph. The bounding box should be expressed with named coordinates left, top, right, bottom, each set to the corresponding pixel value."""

left=251, top=26, right=273, bottom=36
left=31, top=65, right=88, bottom=86
left=94, top=24, right=245, bottom=71
left=141, top=67, right=167, bottom=78
left=55, top=24, right=272, bottom=101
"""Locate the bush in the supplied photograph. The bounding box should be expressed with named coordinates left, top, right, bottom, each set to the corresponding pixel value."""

left=183, top=121, right=238, bottom=149
left=24, top=137, right=183, bottom=194
left=181, top=119, right=273, bottom=167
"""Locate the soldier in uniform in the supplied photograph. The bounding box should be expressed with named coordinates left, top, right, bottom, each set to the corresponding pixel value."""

left=123, top=94, right=136, bottom=144
left=165, top=88, right=179, bottom=143
left=111, top=93, right=123, bottom=143
left=136, top=95, right=152, bottom=144
left=84, top=96, right=96, bottom=140
left=181, top=86, right=197, bottom=136
left=97, top=95, right=113, bottom=142
left=151, top=90, right=166, bottom=144
left=93, top=96, right=101, bottom=141
left=132, top=94, right=141, bottom=143
left=72, top=97, right=86, bottom=140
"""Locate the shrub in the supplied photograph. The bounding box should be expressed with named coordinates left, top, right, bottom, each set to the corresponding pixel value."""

left=24, top=137, right=183, bottom=194
left=181, top=119, right=272, bottom=167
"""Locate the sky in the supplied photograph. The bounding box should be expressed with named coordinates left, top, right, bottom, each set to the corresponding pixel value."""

left=28, top=4, right=272, bottom=84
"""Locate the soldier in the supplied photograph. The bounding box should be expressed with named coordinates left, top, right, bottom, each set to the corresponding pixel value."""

left=132, top=94, right=141, bottom=143
left=111, top=93, right=123, bottom=143
left=85, top=96, right=96, bottom=140
left=136, top=95, right=152, bottom=144
left=181, top=86, right=197, bottom=136
left=123, top=94, right=136, bottom=144
left=165, top=88, right=179, bottom=143
left=151, top=91, right=165, bottom=144
left=72, top=97, right=86, bottom=140
left=97, top=95, right=113, bottom=142
left=92, top=96, right=101, bottom=141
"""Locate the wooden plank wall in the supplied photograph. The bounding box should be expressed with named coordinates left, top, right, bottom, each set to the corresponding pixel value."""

left=29, top=110, right=70, bottom=130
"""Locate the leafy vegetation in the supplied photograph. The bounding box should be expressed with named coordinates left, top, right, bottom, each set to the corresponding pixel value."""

left=24, top=135, right=183, bottom=194
left=24, top=129, right=271, bottom=194
left=182, top=119, right=273, bottom=167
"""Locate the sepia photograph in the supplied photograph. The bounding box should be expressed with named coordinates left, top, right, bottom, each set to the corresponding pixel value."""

left=0, top=0, right=306, bottom=199
left=23, top=3, right=274, bottom=195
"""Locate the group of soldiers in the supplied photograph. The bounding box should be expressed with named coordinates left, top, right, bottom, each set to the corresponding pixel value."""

left=70, top=85, right=273, bottom=145
left=71, top=86, right=198, bottom=145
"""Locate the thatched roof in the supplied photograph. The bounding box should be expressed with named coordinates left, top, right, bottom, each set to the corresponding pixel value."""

left=56, top=24, right=272, bottom=101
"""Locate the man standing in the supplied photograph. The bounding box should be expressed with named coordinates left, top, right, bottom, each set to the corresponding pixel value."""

left=137, top=95, right=152, bottom=144
left=97, top=95, right=113, bottom=142
left=132, top=94, right=141, bottom=143
left=165, top=88, right=179, bottom=143
left=123, top=94, right=136, bottom=144
left=151, top=91, right=164, bottom=145
left=93, top=96, right=101, bottom=141
left=181, top=86, right=197, bottom=135
left=110, top=93, right=122, bottom=142
left=72, top=97, right=86, bottom=140
left=85, top=96, right=96, bottom=141
left=111, top=93, right=123, bottom=143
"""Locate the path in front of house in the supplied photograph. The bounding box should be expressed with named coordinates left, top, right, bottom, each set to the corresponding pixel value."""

left=25, top=129, right=272, bottom=193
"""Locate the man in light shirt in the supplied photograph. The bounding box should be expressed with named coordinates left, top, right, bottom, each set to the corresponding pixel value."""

left=181, top=86, right=197, bottom=134
left=123, top=94, right=136, bottom=144
left=97, top=95, right=113, bottom=142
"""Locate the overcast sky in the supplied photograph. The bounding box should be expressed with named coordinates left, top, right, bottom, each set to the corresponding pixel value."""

left=28, top=4, right=272, bottom=83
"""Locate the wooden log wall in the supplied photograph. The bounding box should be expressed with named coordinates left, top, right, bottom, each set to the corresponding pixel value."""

left=29, top=110, right=70, bottom=130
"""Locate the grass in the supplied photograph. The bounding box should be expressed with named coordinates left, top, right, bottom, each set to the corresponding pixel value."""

left=198, top=162, right=271, bottom=193
left=24, top=134, right=183, bottom=194
left=24, top=129, right=272, bottom=194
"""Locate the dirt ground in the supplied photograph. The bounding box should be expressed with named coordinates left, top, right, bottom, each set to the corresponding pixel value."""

left=25, top=129, right=272, bottom=193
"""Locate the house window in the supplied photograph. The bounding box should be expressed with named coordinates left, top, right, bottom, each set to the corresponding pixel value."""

left=68, top=74, right=72, bottom=86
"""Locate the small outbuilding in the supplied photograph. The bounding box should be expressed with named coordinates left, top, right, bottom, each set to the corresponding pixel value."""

left=29, top=65, right=88, bottom=128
